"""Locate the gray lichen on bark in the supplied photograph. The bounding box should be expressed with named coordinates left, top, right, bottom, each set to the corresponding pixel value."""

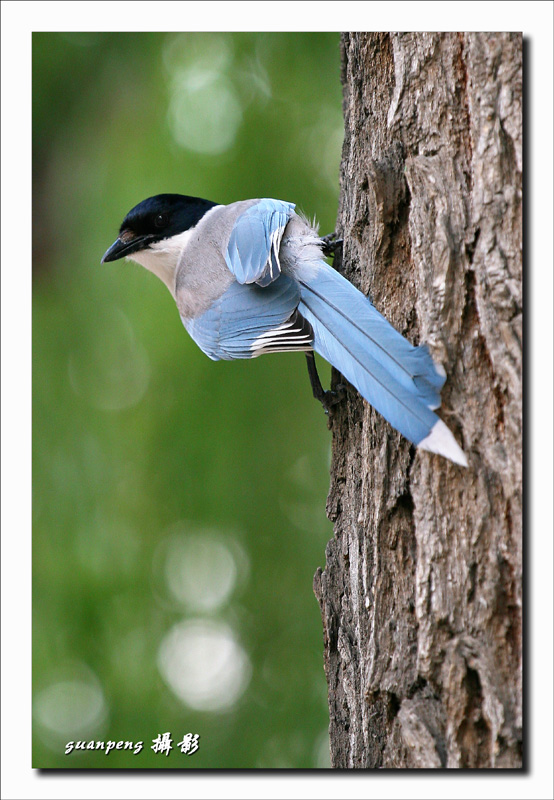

left=313, top=32, right=522, bottom=769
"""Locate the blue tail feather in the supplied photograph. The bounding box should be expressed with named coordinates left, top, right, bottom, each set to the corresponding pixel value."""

left=297, top=260, right=454, bottom=450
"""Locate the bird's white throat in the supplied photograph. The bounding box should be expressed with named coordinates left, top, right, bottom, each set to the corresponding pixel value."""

left=129, top=229, right=195, bottom=295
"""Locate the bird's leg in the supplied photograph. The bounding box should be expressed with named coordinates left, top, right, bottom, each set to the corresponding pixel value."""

left=320, top=232, right=343, bottom=258
left=305, top=352, right=346, bottom=415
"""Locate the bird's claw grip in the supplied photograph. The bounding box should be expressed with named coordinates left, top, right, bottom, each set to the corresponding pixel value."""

left=320, top=384, right=347, bottom=414
left=321, top=232, right=343, bottom=257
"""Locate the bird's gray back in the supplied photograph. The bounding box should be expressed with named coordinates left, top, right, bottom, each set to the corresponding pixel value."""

left=175, top=200, right=259, bottom=319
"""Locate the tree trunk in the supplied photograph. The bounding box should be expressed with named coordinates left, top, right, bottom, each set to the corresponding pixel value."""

left=313, top=32, right=522, bottom=769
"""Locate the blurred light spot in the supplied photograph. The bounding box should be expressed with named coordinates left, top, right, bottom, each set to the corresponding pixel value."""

left=163, top=33, right=233, bottom=76
left=68, top=307, right=150, bottom=411
left=235, top=55, right=272, bottom=107
left=158, top=619, right=251, bottom=712
left=163, top=33, right=243, bottom=155
left=301, top=107, right=344, bottom=191
left=34, top=664, right=107, bottom=750
left=168, top=70, right=242, bottom=155
left=314, top=728, right=332, bottom=768
left=153, top=524, right=249, bottom=613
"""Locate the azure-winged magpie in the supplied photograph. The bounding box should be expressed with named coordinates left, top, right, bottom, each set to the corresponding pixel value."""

left=102, top=194, right=467, bottom=466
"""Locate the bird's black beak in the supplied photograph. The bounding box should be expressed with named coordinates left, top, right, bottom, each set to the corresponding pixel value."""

left=101, top=233, right=152, bottom=263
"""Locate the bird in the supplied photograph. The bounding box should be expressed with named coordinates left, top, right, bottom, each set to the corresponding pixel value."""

left=102, top=194, right=467, bottom=466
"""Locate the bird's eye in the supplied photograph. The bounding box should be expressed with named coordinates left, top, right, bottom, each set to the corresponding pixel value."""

left=154, top=213, right=167, bottom=228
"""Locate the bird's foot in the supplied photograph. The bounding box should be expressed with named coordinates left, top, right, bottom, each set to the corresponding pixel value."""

left=321, top=232, right=343, bottom=258
left=305, top=352, right=346, bottom=425
left=319, top=384, right=347, bottom=415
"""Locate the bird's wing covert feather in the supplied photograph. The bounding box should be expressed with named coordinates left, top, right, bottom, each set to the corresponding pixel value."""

left=182, top=275, right=312, bottom=361
left=224, top=199, right=296, bottom=286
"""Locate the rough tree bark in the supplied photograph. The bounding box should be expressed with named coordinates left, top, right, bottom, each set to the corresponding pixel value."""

left=313, top=32, right=522, bottom=769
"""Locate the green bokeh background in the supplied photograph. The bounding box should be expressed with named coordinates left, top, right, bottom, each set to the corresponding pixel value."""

left=33, top=32, right=343, bottom=769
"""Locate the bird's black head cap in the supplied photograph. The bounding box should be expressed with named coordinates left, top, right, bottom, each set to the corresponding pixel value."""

left=102, top=193, right=218, bottom=263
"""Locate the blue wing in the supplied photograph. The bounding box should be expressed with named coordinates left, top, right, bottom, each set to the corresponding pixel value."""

left=182, top=275, right=313, bottom=361
left=224, top=199, right=296, bottom=287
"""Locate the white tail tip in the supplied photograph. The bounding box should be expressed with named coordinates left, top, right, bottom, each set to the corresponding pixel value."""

left=418, top=418, right=468, bottom=467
